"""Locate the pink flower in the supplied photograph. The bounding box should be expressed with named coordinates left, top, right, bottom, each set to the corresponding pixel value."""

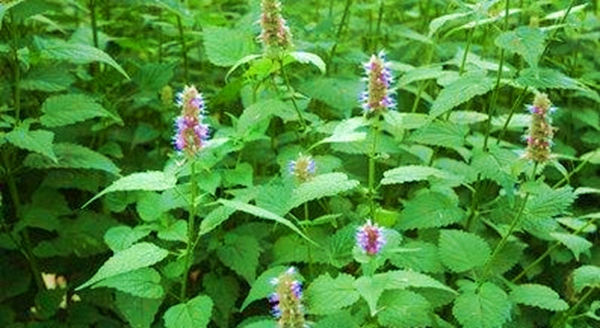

left=269, top=267, right=306, bottom=327
left=173, top=85, right=209, bottom=156
left=259, top=0, right=293, bottom=57
left=360, top=51, right=395, bottom=114
left=356, top=220, right=386, bottom=255
left=524, top=93, right=555, bottom=163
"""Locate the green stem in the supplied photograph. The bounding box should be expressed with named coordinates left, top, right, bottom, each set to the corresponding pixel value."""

left=180, top=160, right=198, bottom=301
left=367, top=116, right=381, bottom=217
left=89, top=0, right=99, bottom=48
left=176, top=15, right=189, bottom=83
left=459, top=21, right=477, bottom=76
left=373, top=0, right=384, bottom=52
left=8, top=13, right=21, bottom=123
left=554, top=287, right=596, bottom=328
left=552, top=158, right=589, bottom=188
left=278, top=59, right=306, bottom=129
left=326, top=0, right=352, bottom=75
left=496, top=87, right=528, bottom=144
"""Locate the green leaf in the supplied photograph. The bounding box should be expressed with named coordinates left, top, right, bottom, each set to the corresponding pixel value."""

left=509, top=284, right=568, bottom=311
left=40, top=94, right=113, bottom=127
left=572, top=265, right=600, bottom=293
left=439, top=230, right=490, bottom=273
left=525, top=186, right=576, bottom=220
left=495, top=26, right=546, bottom=68
left=550, top=232, right=592, bottom=261
left=381, top=165, right=460, bottom=185
left=104, top=225, right=151, bottom=252
left=410, top=121, right=469, bottom=150
left=317, top=117, right=368, bottom=145
left=398, top=65, right=444, bottom=86
left=299, top=78, right=363, bottom=113
left=516, top=68, right=599, bottom=102
left=199, top=205, right=236, bottom=237
left=241, top=266, right=288, bottom=311
left=379, top=270, right=456, bottom=294
left=76, top=242, right=169, bottom=290
left=453, top=282, right=511, bottom=328
left=354, top=275, right=387, bottom=315
left=5, top=126, right=57, bottom=162
left=93, top=267, right=163, bottom=299
left=377, top=290, right=432, bottom=328
left=83, top=171, right=176, bottom=208
left=202, top=273, right=239, bottom=328
left=24, top=143, right=120, bottom=175
left=37, top=38, right=129, bottom=79
left=388, top=240, right=444, bottom=273
left=20, top=65, right=75, bottom=92
left=216, top=234, right=261, bottom=283
left=383, top=111, right=429, bottom=131
left=157, top=220, right=188, bottom=243
left=203, top=26, right=255, bottom=67
left=115, top=291, right=162, bottom=328
left=471, top=147, right=518, bottom=191
left=288, top=51, right=326, bottom=74
left=163, top=295, right=213, bottom=328
left=305, top=273, right=360, bottom=315
left=288, top=173, right=359, bottom=210
left=398, top=191, right=465, bottom=230
left=430, top=71, right=494, bottom=118
left=218, top=199, right=315, bottom=245
left=237, top=99, right=297, bottom=136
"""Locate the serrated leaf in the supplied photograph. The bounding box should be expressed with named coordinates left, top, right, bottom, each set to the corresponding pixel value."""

left=288, top=51, right=326, bottom=74
left=517, top=68, right=599, bottom=102
left=377, top=290, right=432, bottom=328
left=83, top=171, right=176, bottom=208
left=525, top=186, right=575, bottom=220
left=430, top=71, right=494, bottom=118
left=471, top=147, right=518, bottom=191
left=379, top=270, right=456, bottom=294
left=5, top=126, right=57, bottom=162
left=198, top=205, right=236, bottom=237
left=381, top=165, right=460, bottom=185
left=572, top=265, right=600, bottom=293
left=93, top=267, right=163, bottom=299
left=216, top=234, right=261, bottom=283
left=163, top=295, right=213, bottom=328
left=510, top=284, right=568, bottom=311
left=202, top=272, right=239, bottom=328
left=104, top=225, right=151, bottom=252
left=550, top=232, right=592, bottom=261
left=241, top=266, right=288, bottom=311
left=24, top=143, right=120, bottom=175
left=383, top=111, right=429, bottom=131
left=37, top=38, right=129, bottom=79
left=439, top=230, right=490, bottom=273
left=453, top=282, right=511, bottom=328
left=157, top=220, right=188, bottom=243
left=40, top=94, right=113, bottom=127
left=354, top=276, right=387, bottom=315
left=428, top=11, right=472, bottom=37
left=289, top=173, right=359, bottom=210
left=299, top=77, right=363, bottom=112
left=410, top=121, right=469, bottom=150
left=218, top=199, right=315, bottom=245
left=398, top=65, right=444, bottom=86
left=388, top=240, right=444, bottom=273
left=237, top=99, right=297, bottom=136
left=305, top=273, right=359, bottom=315
left=203, top=26, right=255, bottom=67
left=399, top=191, right=465, bottom=230
left=317, top=117, right=368, bottom=145
left=115, top=291, right=162, bottom=328
left=76, top=242, right=169, bottom=290
left=495, top=26, right=545, bottom=68
left=20, top=65, right=75, bottom=92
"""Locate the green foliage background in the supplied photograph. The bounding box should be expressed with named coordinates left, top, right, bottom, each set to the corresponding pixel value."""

left=1, top=0, right=599, bottom=327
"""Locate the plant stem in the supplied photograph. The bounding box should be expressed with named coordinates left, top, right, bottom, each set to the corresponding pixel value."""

left=326, top=0, right=352, bottom=75
left=180, top=160, right=198, bottom=301
left=278, top=59, right=306, bottom=129
left=555, top=287, right=596, bottom=327
left=8, top=13, right=21, bottom=123
left=459, top=21, right=477, bottom=76
left=176, top=15, right=189, bottom=83
left=367, top=116, right=381, bottom=217
left=496, top=87, right=528, bottom=144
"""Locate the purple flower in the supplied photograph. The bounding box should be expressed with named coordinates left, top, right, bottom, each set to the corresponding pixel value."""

left=259, top=0, right=293, bottom=57
left=356, top=220, right=386, bottom=255
left=361, top=51, right=395, bottom=114
left=288, top=153, right=316, bottom=182
left=524, top=93, right=555, bottom=163
left=173, top=85, right=209, bottom=156
left=269, top=267, right=306, bottom=327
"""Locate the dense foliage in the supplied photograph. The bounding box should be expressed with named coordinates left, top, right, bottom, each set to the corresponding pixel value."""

left=1, top=0, right=599, bottom=327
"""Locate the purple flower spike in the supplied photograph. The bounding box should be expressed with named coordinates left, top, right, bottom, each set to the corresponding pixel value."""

left=361, top=51, right=395, bottom=114
left=288, top=153, right=316, bottom=183
left=524, top=93, right=555, bottom=164
left=173, top=85, right=209, bottom=157
left=356, top=220, right=386, bottom=255
left=259, top=0, right=293, bottom=58
left=269, top=267, right=306, bottom=327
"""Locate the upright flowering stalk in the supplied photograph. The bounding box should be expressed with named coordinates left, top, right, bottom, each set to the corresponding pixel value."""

left=360, top=51, right=395, bottom=114
left=269, top=267, right=306, bottom=328
left=288, top=153, right=316, bottom=183
left=356, top=220, right=386, bottom=256
left=259, top=0, right=293, bottom=58
left=524, top=93, right=556, bottom=164
left=173, top=85, right=209, bottom=157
